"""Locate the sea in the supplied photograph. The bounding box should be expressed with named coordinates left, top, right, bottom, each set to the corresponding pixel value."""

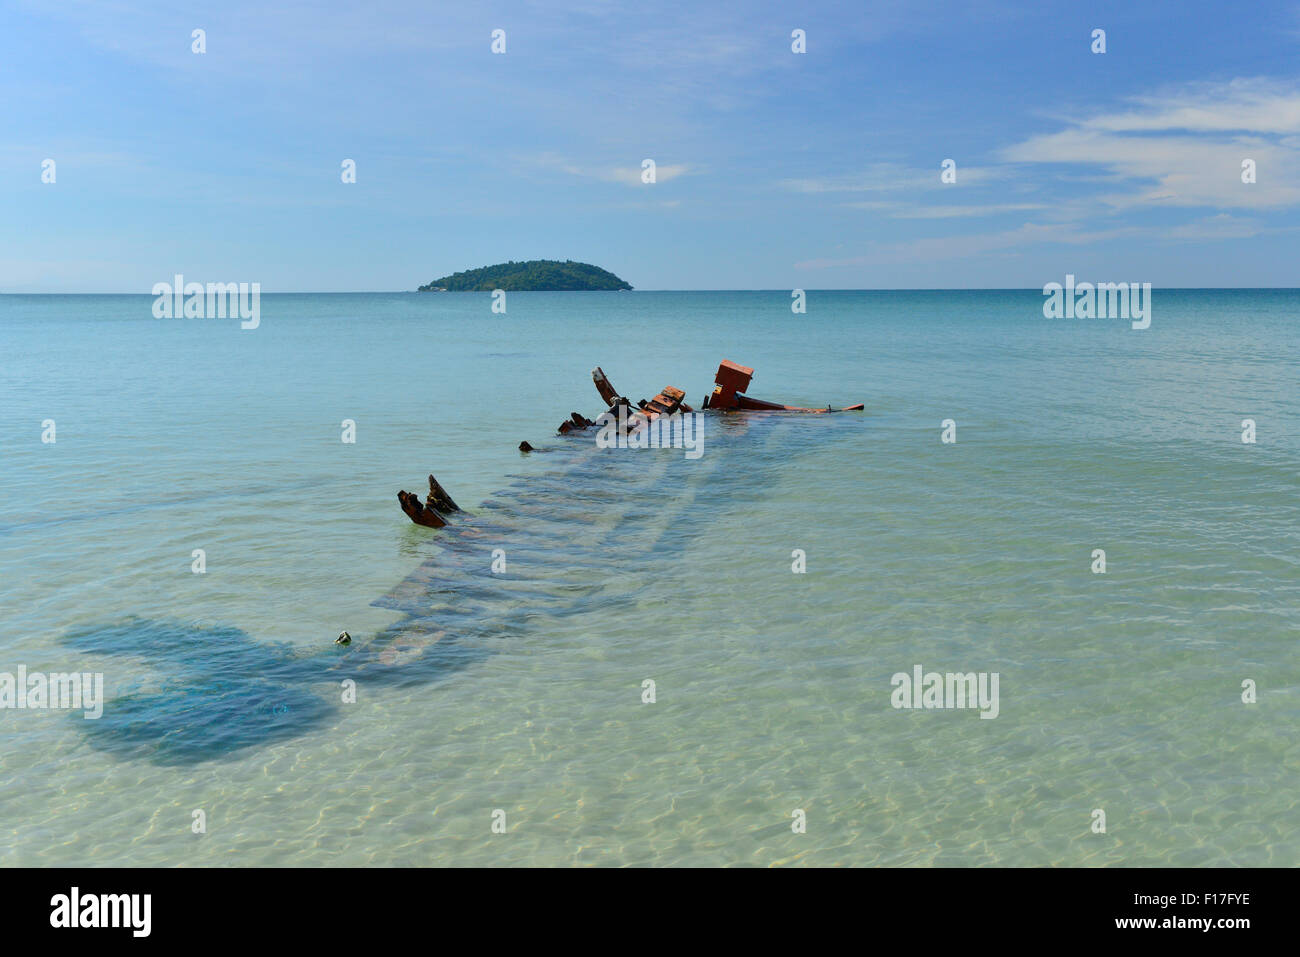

left=0, top=289, right=1296, bottom=866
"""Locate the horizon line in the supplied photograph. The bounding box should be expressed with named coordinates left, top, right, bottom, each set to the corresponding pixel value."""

left=4, top=287, right=1300, bottom=296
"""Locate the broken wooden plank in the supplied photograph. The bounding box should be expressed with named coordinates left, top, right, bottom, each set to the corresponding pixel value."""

left=425, top=474, right=460, bottom=512
left=592, top=366, right=621, bottom=406
left=398, top=489, right=447, bottom=528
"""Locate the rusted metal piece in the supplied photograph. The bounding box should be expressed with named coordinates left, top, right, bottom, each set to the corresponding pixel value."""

left=708, top=359, right=863, bottom=413
left=708, top=359, right=753, bottom=409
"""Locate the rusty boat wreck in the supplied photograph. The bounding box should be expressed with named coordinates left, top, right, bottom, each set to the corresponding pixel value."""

left=398, top=358, right=863, bottom=527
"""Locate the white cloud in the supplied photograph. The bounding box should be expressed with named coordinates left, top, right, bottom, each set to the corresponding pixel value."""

left=783, top=163, right=1001, bottom=194
left=1002, top=79, right=1300, bottom=210
left=793, top=214, right=1277, bottom=270
left=882, top=202, right=1048, bottom=219
left=1082, top=78, right=1300, bottom=133
left=526, top=154, right=691, bottom=186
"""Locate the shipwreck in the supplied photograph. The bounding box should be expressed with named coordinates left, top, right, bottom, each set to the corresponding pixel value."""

left=398, top=359, right=863, bottom=527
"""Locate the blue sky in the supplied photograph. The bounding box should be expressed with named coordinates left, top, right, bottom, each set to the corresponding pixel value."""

left=3, top=0, right=1299, bottom=291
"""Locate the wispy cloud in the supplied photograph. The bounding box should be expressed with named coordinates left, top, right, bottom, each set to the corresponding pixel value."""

left=526, top=154, right=692, bottom=186
left=783, top=163, right=1001, bottom=194
left=794, top=223, right=1141, bottom=269
left=1080, top=78, right=1300, bottom=133
left=866, top=202, right=1049, bottom=219
left=1002, top=78, right=1300, bottom=210
left=794, top=214, right=1277, bottom=270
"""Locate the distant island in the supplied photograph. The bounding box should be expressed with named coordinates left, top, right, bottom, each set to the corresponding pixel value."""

left=418, top=259, right=632, bottom=291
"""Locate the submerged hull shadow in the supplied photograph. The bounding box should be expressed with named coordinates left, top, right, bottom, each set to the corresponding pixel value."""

left=62, top=414, right=860, bottom=765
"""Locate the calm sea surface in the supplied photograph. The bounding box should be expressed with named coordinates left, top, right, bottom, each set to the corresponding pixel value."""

left=1, top=290, right=1296, bottom=865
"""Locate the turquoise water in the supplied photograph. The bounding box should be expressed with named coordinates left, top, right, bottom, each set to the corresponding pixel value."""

left=1, top=290, right=1297, bottom=866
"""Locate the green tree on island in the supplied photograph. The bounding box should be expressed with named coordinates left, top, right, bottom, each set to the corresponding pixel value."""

left=418, top=260, right=632, bottom=291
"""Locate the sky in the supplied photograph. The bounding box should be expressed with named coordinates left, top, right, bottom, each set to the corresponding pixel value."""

left=2, top=0, right=1299, bottom=291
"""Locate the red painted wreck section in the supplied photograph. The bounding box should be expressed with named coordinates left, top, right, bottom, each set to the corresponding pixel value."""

left=708, top=359, right=755, bottom=409
left=707, top=360, right=863, bottom=413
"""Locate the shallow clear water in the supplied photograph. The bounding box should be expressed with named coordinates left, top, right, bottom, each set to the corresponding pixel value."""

left=1, top=290, right=1297, bottom=866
